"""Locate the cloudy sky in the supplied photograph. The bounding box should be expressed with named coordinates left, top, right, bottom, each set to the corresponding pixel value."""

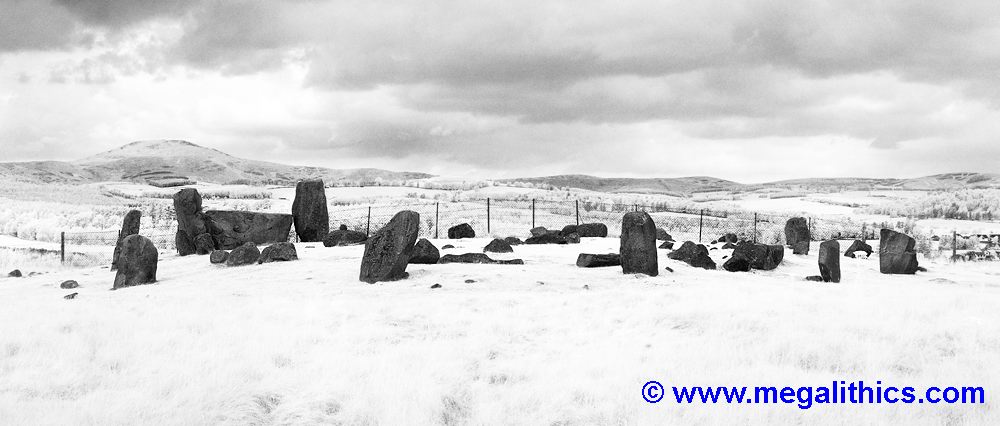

left=1, top=0, right=999, bottom=182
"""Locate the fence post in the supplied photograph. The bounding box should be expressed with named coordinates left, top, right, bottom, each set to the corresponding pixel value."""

left=60, top=231, right=65, bottom=264
left=435, top=202, right=440, bottom=239
left=575, top=200, right=580, bottom=226
left=953, top=230, right=957, bottom=260
left=531, top=199, right=536, bottom=229
left=753, top=213, right=758, bottom=244
left=862, top=223, right=867, bottom=242
left=808, top=217, right=812, bottom=240
left=698, top=209, right=704, bottom=243
left=366, top=206, right=371, bottom=237
left=487, top=198, right=491, bottom=235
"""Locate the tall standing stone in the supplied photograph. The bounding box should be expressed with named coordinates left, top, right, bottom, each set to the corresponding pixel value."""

left=113, top=235, right=158, bottom=290
left=818, top=240, right=841, bottom=283
left=173, top=188, right=208, bottom=256
left=291, top=179, right=329, bottom=243
left=111, top=209, right=142, bottom=270
left=784, top=217, right=811, bottom=255
left=879, top=229, right=920, bottom=274
left=620, top=211, right=658, bottom=276
left=360, top=210, right=420, bottom=283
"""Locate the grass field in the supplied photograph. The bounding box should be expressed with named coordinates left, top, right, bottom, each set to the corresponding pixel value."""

left=2, top=239, right=998, bottom=425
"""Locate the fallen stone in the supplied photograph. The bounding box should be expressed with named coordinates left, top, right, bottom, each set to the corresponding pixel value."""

left=226, top=242, right=261, bottom=267
left=576, top=253, right=621, bottom=268
left=447, top=223, right=476, bottom=239
left=503, top=236, right=523, bottom=246
left=204, top=210, right=293, bottom=250
left=484, top=238, right=514, bottom=253
left=576, top=223, right=608, bottom=238
left=323, top=228, right=367, bottom=247
left=525, top=233, right=569, bottom=245
left=439, top=253, right=524, bottom=265
left=194, top=232, right=216, bottom=255
left=60, top=280, right=79, bottom=289
left=8, top=269, right=21, bottom=278
left=209, top=250, right=229, bottom=264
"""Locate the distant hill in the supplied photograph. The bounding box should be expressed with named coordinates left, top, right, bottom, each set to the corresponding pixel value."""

left=505, top=173, right=1000, bottom=195
left=0, top=140, right=433, bottom=185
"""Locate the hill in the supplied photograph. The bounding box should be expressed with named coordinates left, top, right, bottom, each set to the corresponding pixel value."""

left=505, top=173, right=1000, bottom=195
left=0, top=140, right=433, bottom=185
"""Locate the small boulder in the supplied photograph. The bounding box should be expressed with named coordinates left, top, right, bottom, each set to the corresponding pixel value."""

left=529, top=227, right=550, bottom=237
left=113, top=235, right=158, bottom=289
left=668, top=241, right=716, bottom=270
left=656, top=228, right=672, bottom=241
left=785, top=217, right=810, bottom=255
left=447, top=223, right=476, bottom=239
left=484, top=238, right=514, bottom=253
left=439, top=253, right=524, bottom=265
left=620, top=212, right=658, bottom=276
left=879, top=229, right=919, bottom=274
left=258, top=242, right=298, bottom=264
left=843, top=240, right=873, bottom=258
left=209, top=250, right=229, bottom=264
left=226, top=242, right=261, bottom=267
left=658, top=241, right=674, bottom=249
left=323, top=228, right=367, bottom=247
left=430, top=283, right=442, bottom=289
left=8, top=269, right=22, bottom=278
left=503, top=237, right=523, bottom=246
left=718, top=233, right=738, bottom=244
left=559, top=225, right=579, bottom=236
left=576, top=253, right=621, bottom=268
left=818, top=240, right=841, bottom=283
left=409, top=238, right=441, bottom=264
left=360, top=210, right=420, bottom=283
left=194, top=232, right=216, bottom=255
left=441, top=244, right=455, bottom=250
left=564, top=233, right=581, bottom=244
left=60, top=280, right=79, bottom=289
left=722, top=250, right=751, bottom=272
left=64, top=293, right=78, bottom=299
left=805, top=275, right=824, bottom=282
left=576, top=223, right=608, bottom=238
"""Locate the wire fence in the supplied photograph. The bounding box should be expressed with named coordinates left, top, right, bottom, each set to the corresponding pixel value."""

left=36, top=197, right=933, bottom=268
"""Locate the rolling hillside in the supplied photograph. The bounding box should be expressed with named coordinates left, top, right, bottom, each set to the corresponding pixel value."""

left=0, top=140, right=433, bottom=185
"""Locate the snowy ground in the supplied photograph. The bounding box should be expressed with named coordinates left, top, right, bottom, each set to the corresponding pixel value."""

left=2, top=238, right=999, bottom=425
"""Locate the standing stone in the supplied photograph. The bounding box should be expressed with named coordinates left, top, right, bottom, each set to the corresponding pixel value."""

left=784, top=217, right=811, bottom=255
left=576, top=223, right=608, bottom=238
left=879, top=229, right=920, bottom=274
left=194, top=232, right=216, bottom=255
left=175, top=229, right=196, bottom=256
left=360, top=210, right=420, bottom=283
left=258, top=242, right=298, bottom=264
left=620, top=212, right=658, bottom=276
left=409, top=238, right=440, bottom=264
left=447, top=223, right=475, bottom=239
left=818, top=240, right=841, bottom=282
left=226, top=242, right=260, bottom=266
left=173, top=188, right=208, bottom=256
left=291, top=179, right=329, bottom=243
left=111, top=209, right=142, bottom=270
left=113, top=235, right=158, bottom=290
left=843, top=240, right=873, bottom=258
left=484, top=238, right=514, bottom=253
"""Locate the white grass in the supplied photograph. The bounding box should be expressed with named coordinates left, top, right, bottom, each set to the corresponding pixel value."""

left=2, top=239, right=999, bottom=425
